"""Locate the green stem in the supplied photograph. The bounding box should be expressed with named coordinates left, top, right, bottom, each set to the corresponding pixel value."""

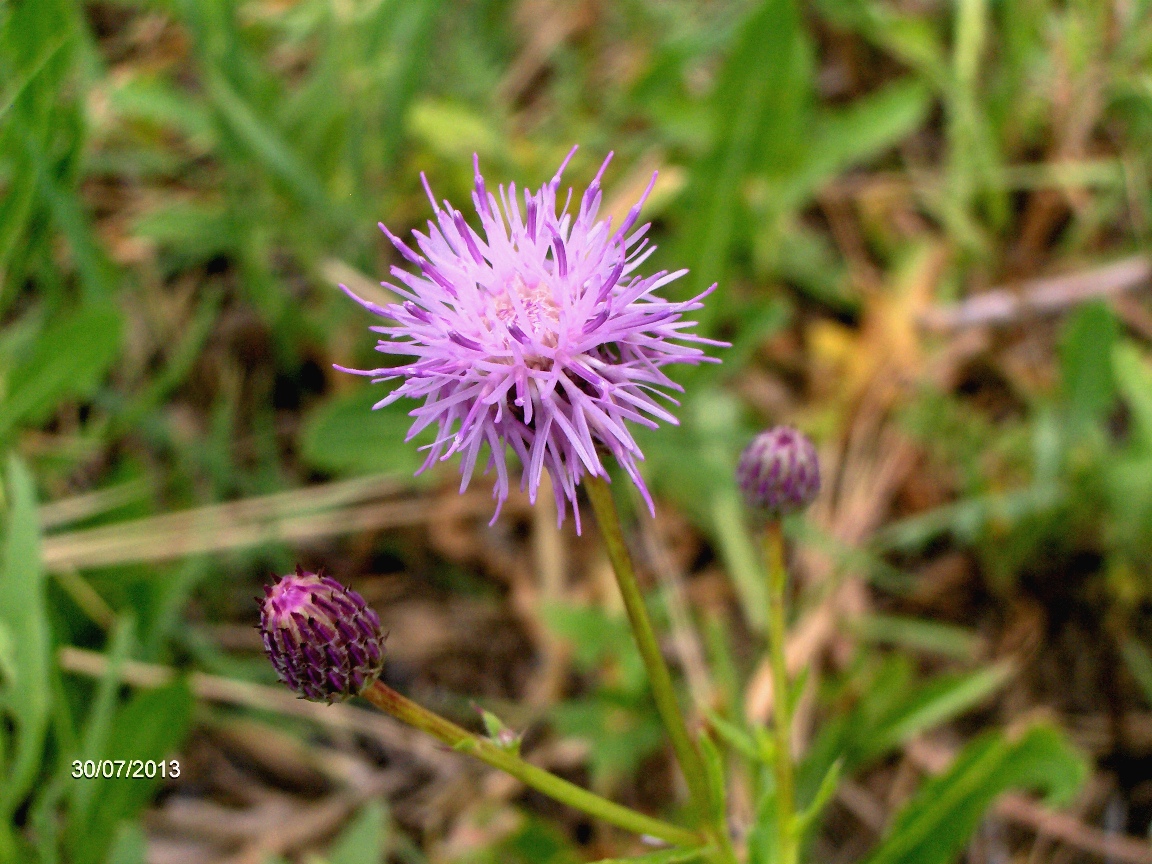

left=362, top=680, right=701, bottom=848
left=764, top=520, right=797, bottom=864
left=585, top=476, right=711, bottom=812
left=585, top=477, right=737, bottom=864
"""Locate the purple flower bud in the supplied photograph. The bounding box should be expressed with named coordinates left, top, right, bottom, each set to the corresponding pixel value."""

left=259, top=567, right=386, bottom=703
left=736, top=426, right=821, bottom=518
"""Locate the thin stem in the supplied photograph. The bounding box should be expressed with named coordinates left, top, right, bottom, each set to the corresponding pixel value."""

left=585, top=479, right=738, bottom=864
left=362, top=680, right=702, bottom=848
left=584, top=475, right=712, bottom=817
left=764, top=520, right=797, bottom=864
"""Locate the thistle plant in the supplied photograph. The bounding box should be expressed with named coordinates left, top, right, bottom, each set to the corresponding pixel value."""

left=259, top=154, right=820, bottom=864
left=260, top=567, right=699, bottom=848
left=736, top=426, right=821, bottom=864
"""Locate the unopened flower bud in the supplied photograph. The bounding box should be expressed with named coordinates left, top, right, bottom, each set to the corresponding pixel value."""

left=736, top=426, right=821, bottom=518
left=259, top=567, right=385, bottom=703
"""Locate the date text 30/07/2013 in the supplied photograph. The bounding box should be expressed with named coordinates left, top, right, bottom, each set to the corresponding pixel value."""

left=71, top=760, right=180, bottom=779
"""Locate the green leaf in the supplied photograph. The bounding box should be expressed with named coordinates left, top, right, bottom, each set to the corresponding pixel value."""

left=0, top=303, right=124, bottom=440
left=69, top=681, right=194, bottom=864
left=15, top=122, right=120, bottom=304
left=118, top=289, right=224, bottom=434
left=773, top=225, right=855, bottom=311
left=714, top=297, right=791, bottom=378
left=467, top=815, right=579, bottom=864
left=299, top=386, right=427, bottom=478
left=0, top=33, right=70, bottom=123
left=540, top=604, right=643, bottom=684
left=699, top=731, right=727, bottom=823
left=0, top=621, right=14, bottom=694
left=782, top=79, right=931, bottom=209
left=640, top=390, right=767, bottom=631
left=109, top=74, right=215, bottom=147
left=543, top=604, right=663, bottom=784
left=69, top=615, right=137, bottom=831
left=327, top=800, right=389, bottom=864
left=373, top=0, right=445, bottom=172
left=862, top=724, right=1087, bottom=864
left=679, top=0, right=813, bottom=318
left=0, top=456, right=50, bottom=819
left=705, top=711, right=761, bottom=763
left=205, top=68, right=329, bottom=214
left=1105, top=455, right=1152, bottom=562
left=854, top=614, right=982, bottom=660
left=866, top=662, right=1015, bottom=758
left=133, top=202, right=235, bottom=271
left=1113, top=342, right=1152, bottom=452
left=589, top=848, right=710, bottom=864
left=815, top=0, right=948, bottom=86
left=710, top=488, right=768, bottom=633
left=873, top=484, right=1064, bottom=554
left=1059, top=301, right=1117, bottom=434
left=480, top=708, right=522, bottom=754
left=795, top=758, right=842, bottom=841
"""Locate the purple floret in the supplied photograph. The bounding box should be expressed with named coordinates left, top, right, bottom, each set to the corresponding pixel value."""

left=338, top=147, right=725, bottom=530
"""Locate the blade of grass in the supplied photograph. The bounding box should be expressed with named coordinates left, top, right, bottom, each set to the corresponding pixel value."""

left=16, top=123, right=119, bottom=304
left=204, top=68, right=329, bottom=215
left=374, top=0, right=444, bottom=172
left=42, top=495, right=429, bottom=571
left=854, top=614, right=983, bottom=660
left=869, top=662, right=1016, bottom=758
left=68, top=614, right=136, bottom=829
left=0, top=34, right=70, bottom=122
left=680, top=0, right=811, bottom=326
left=0, top=457, right=51, bottom=821
left=39, top=479, right=153, bottom=531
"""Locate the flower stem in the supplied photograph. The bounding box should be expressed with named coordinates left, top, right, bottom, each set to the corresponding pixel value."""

left=764, top=520, right=797, bottom=864
left=583, top=476, right=738, bottom=864
left=362, top=679, right=701, bottom=848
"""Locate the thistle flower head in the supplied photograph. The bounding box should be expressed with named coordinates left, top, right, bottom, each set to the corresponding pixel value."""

left=259, top=567, right=385, bottom=703
left=736, top=426, right=821, bottom=518
left=338, top=148, right=724, bottom=530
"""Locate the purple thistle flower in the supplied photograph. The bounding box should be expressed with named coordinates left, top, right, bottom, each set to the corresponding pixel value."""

left=259, top=567, right=386, bottom=703
left=338, top=147, right=725, bottom=530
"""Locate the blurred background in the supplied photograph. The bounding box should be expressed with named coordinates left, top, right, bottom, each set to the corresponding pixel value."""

left=2, top=0, right=1152, bottom=861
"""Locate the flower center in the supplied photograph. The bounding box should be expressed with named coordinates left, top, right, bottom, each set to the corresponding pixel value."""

left=488, top=273, right=560, bottom=348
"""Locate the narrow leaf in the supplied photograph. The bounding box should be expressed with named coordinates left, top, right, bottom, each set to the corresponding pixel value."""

left=862, top=724, right=1086, bottom=864
left=1113, top=342, right=1152, bottom=451
left=1059, top=301, right=1117, bottom=434
left=0, top=456, right=50, bottom=818
left=0, top=303, right=124, bottom=440
left=868, top=662, right=1015, bottom=757
left=70, top=681, right=194, bottom=864
left=679, top=0, right=812, bottom=320
left=590, top=848, right=711, bottom=864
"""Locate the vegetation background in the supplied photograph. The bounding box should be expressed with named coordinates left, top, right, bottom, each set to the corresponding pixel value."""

left=2, top=0, right=1152, bottom=861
